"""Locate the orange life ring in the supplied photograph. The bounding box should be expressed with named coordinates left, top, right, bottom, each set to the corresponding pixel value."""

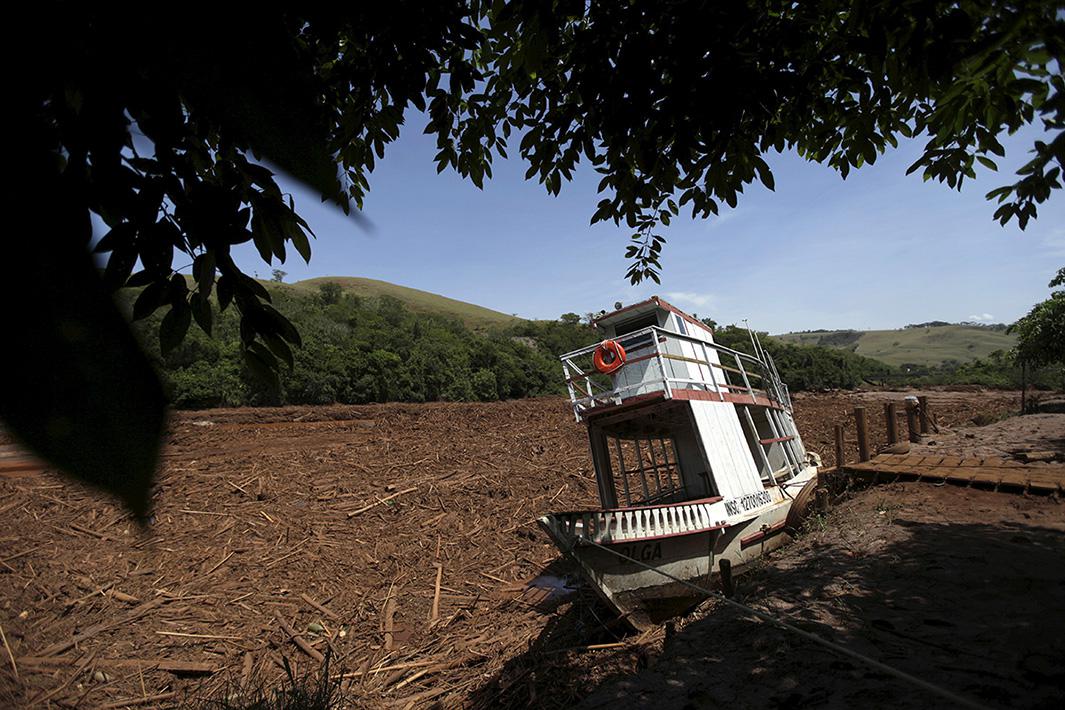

left=593, top=340, right=627, bottom=374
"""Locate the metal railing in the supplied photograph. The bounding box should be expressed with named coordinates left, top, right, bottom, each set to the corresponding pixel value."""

left=540, top=496, right=727, bottom=545
left=560, top=326, right=791, bottom=420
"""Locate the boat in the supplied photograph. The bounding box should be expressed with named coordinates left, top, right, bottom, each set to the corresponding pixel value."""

left=538, top=297, right=820, bottom=629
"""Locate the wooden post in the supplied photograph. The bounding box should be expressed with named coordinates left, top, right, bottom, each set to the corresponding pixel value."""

left=917, top=396, right=930, bottom=434
left=884, top=402, right=898, bottom=444
left=1020, top=362, right=1028, bottom=415
left=905, top=401, right=919, bottom=443
left=718, top=558, right=734, bottom=598
left=853, top=407, right=870, bottom=462
left=834, top=424, right=845, bottom=469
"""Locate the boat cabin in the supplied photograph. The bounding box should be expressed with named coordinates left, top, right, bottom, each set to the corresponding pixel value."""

left=561, top=297, right=808, bottom=513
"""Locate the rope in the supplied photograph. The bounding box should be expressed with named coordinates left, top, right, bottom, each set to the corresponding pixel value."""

left=577, top=538, right=990, bottom=710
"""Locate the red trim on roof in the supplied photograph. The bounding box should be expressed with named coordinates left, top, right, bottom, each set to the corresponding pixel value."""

left=594, top=296, right=714, bottom=336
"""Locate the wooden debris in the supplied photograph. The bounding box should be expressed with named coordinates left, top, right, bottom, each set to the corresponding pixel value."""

left=0, top=393, right=1035, bottom=706
left=340, top=658, right=437, bottom=679
left=0, top=621, right=17, bottom=679
left=154, top=631, right=243, bottom=641
left=274, top=610, right=325, bottom=663
left=300, top=592, right=340, bottom=621
left=430, top=563, right=443, bottom=626
left=36, top=597, right=167, bottom=657
left=383, top=594, right=397, bottom=651
left=346, top=487, right=418, bottom=518
left=19, top=655, right=217, bottom=675
left=98, top=691, right=177, bottom=709
left=240, top=651, right=254, bottom=689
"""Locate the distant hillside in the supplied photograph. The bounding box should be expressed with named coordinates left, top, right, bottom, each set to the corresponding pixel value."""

left=288, top=277, right=520, bottom=329
left=774, top=324, right=1016, bottom=367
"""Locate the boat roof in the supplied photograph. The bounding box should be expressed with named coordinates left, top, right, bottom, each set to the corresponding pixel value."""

left=594, top=296, right=713, bottom=335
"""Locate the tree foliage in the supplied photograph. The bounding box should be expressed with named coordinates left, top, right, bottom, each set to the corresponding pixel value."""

left=127, top=289, right=592, bottom=408
left=446, top=0, right=1065, bottom=283
left=8, top=1, right=1063, bottom=512
left=1010, top=267, right=1065, bottom=368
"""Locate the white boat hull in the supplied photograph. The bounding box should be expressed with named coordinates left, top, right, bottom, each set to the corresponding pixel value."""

left=540, top=466, right=818, bottom=629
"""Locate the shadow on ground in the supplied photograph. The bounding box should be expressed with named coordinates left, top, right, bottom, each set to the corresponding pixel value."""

left=468, top=489, right=1065, bottom=709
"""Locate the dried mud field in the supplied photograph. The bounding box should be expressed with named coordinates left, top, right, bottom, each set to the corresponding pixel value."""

left=1, top=389, right=1061, bottom=708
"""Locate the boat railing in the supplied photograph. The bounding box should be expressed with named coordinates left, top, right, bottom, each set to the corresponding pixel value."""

left=560, top=326, right=790, bottom=420
left=541, top=496, right=727, bottom=545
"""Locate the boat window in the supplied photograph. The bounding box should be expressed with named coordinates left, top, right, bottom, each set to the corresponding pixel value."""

left=674, top=315, right=688, bottom=336
left=618, top=331, right=654, bottom=354
left=613, top=313, right=659, bottom=337
left=606, top=436, right=684, bottom=507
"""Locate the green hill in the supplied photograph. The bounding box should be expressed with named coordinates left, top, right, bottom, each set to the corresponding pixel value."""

left=774, top=325, right=1016, bottom=367
left=288, top=276, right=520, bottom=329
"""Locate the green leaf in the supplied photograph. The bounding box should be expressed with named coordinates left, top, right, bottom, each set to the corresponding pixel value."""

left=243, top=343, right=280, bottom=388
left=160, top=301, right=192, bottom=355
left=191, top=292, right=213, bottom=335
left=193, top=252, right=216, bottom=297
left=217, top=274, right=234, bottom=311
left=132, top=281, right=166, bottom=321
left=261, top=331, right=294, bottom=369
left=176, top=16, right=340, bottom=203
left=289, top=225, right=312, bottom=263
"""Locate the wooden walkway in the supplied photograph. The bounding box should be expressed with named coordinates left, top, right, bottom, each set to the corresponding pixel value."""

left=842, top=453, right=1065, bottom=495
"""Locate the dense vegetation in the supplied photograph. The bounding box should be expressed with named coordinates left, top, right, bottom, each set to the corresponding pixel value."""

left=886, top=352, right=1060, bottom=390
left=707, top=323, right=894, bottom=390
left=125, top=285, right=1060, bottom=410
left=124, top=284, right=593, bottom=408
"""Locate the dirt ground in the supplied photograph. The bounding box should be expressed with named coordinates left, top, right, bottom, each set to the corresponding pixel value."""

left=582, top=483, right=1065, bottom=709
left=0, top=389, right=1061, bottom=708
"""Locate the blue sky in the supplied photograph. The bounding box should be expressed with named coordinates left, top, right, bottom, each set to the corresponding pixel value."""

left=231, top=118, right=1063, bottom=334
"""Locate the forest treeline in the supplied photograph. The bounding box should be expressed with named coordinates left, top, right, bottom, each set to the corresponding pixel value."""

left=122, top=284, right=1053, bottom=409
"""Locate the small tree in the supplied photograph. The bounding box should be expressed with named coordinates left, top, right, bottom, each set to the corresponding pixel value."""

left=271, top=269, right=288, bottom=283
left=1010, top=267, right=1065, bottom=369
left=1009, top=267, right=1065, bottom=404
left=318, top=281, right=343, bottom=305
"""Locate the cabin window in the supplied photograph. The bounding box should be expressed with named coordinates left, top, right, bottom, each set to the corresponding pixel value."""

left=674, top=314, right=688, bottom=336
left=606, top=436, right=683, bottom=507
left=618, top=331, right=654, bottom=354
left=613, top=313, right=659, bottom=337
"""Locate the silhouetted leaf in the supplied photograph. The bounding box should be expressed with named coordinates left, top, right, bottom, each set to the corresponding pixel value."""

left=160, top=300, right=192, bottom=355
left=4, top=144, right=165, bottom=517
